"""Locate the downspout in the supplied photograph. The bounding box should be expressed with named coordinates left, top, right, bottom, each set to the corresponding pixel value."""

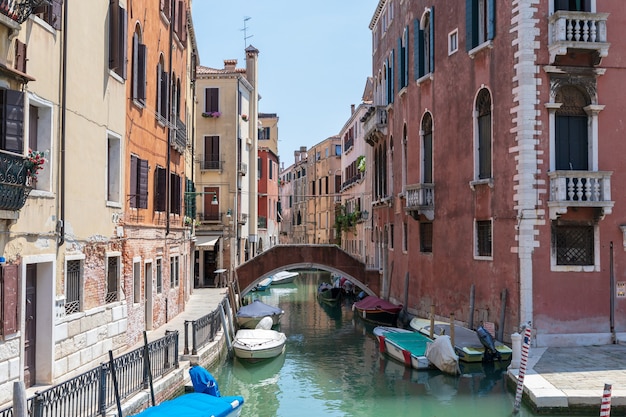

left=58, top=0, right=68, bottom=247
left=165, top=0, right=174, bottom=235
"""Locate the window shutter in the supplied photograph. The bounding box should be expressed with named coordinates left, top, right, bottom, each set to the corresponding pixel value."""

left=170, top=173, right=181, bottom=214
left=465, top=0, right=476, bottom=51
left=177, top=1, right=184, bottom=39
left=185, top=178, right=196, bottom=218
left=1, top=264, right=19, bottom=335
left=404, top=27, right=409, bottom=87
left=14, top=40, right=27, bottom=74
left=413, top=19, right=420, bottom=80
left=132, top=33, right=139, bottom=99
left=161, top=71, right=169, bottom=119
left=108, top=0, right=118, bottom=71
left=389, top=49, right=394, bottom=103
left=138, top=43, right=147, bottom=103
left=130, top=155, right=138, bottom=208
left=181, top=5, right=188, bottom=46
left=3, top=89, right=25, bottom=154
left=156, top=63, right=162, bottom=117
left=429, top=8, right=435, bottom=73
left=119, top=6, right=128, bottom=80
left=138, top=158, right=148, bottom=209
left=397, top=37, right=403, bottom=89
left=416, top=26, right=424, bottom=78
left=50, top=0, right=63, bottom=30
left=487, top=0, right=495, bottom=41
left=155, top=167, right=167, bottom=212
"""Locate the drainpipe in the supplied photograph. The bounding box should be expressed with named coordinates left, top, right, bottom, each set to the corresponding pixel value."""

left=610, top=241, right=615, bottom=343
left=165, top=0, right=174, bottom=236
left=58, top=0, right=68, bottom=247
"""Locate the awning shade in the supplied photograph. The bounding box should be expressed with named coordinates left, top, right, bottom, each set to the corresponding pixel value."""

left=214, top=268, right=227, bottom=274
left=195, top=236, right=220, bottom=249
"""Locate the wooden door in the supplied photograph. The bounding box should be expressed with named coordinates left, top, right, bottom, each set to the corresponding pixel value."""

left=24, top=265, right=37, bottom=387
left=555, top=116, right=588, bottom=170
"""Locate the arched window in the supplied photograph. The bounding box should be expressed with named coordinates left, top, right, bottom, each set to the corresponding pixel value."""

left=476, top=88, right=492, bottom=179
left=156, top=55, right=168, bottom=120
left=131, top=23, right=146, bottom=104
left=422, top=113, right=433, bottom=184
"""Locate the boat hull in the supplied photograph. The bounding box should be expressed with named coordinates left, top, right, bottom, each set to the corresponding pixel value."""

left=232, top=329, right=287, bottom=362
left=133, top=393, right=244, bottom=417
left=374, top=327, right=431, bottom=370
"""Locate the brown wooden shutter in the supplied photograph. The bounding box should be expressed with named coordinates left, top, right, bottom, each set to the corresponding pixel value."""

left=108, top=0, right=119, bottom=71
left=170, top=173, right=181, bottom=214
left=155, top=167, right=167, bottom=211
left=1, top=264, right=19, bottom=335
left=14, top=40, right=27, bottom=74
left=130, top=155, right=138, bottom=208
left=132, top=33, right=138, bottom=99
left=138, top=159, right=148, bottom=208
left=138, top=43, right=147, bottom=102
left=119, top=6, right=128, bottom=80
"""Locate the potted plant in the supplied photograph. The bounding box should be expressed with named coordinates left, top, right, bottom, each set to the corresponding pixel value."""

left=241, top=114, right=248, bottom=121
left=25, top=149, right=46, bottom=184
left=202, top=111, right=221, bottom=118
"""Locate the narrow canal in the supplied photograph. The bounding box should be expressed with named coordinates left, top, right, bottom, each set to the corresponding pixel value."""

left=209, top=271, right=582, bottom=417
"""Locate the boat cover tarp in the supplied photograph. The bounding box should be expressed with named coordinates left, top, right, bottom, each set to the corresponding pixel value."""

left=189, top=365, right=220, bottom=397
left=354, top=296, right=402, bottom=313
left=384, top=332, right=431, bottom=355
left=132, top=393, right=244, bottom=417
left=236, top=300, right=283, bottom=318
left=426, top=335, right=460, bottom=375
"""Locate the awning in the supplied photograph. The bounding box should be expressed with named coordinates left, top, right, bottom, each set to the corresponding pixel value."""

left=195, top=236, right=220, bottom=249
left=214, top=268, right=227, bottom=274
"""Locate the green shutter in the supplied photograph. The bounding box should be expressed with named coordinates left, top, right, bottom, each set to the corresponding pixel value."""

left=487, top=0, right=496, bottom=41
left=465, top=0, right=476, bottom=51
left=429, top=7, right=435, bottom=72
left=413, top=19, right=420, bottom=80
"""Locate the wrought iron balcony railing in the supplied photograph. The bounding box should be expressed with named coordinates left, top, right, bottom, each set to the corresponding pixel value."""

left=197, top=212, right=222, bottom=222
left=1, top=0, right=49, bottom=24
left=200, top=159, right=222, bottom=170
left=404, top=183, right=434, bottom=221
left=170, top=118, right=187, bottom=153
left=548, top=10, right=610, bottom=64
left=0, top=150, right=32, bottom=211
left=548, top=170, right=613, bottom=219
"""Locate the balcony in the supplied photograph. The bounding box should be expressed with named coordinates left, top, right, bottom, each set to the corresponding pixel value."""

left=238, top=213, right=248, bottom=225
left=170, top=118, right=187, bottom=153
left=548, top=170, right=613, bottom=219
left=197, top=212, right=222, bottom=223
left=341, top=172, right=363, bottom=190
left=0, top=151, right=32, bottom=212
left=200, top=158, right=222, bottom=170
left=1, top=0, right=45, bottom=24
left=548, top=11, right=610, bottom=65
left=404, top=183, right=434, bottom=221
left=361, top=106, right=388, bottom=146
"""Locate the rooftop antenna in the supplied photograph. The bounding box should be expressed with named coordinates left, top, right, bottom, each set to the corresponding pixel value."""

left=242, top=16, right=253, bottom=49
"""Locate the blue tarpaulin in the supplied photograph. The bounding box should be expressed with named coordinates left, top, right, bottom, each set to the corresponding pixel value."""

left=189, top=365, right=221, bottom=397
left=132, top=393, right=244, bottom=417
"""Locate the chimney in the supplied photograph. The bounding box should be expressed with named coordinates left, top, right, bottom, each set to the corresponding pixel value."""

left=351, top=104, right=355, bottom=114
left=224, top=59, right=237, bottom=71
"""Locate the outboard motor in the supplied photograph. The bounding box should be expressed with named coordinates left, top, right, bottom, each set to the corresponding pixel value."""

left=476, top=325, right=501, bottom=362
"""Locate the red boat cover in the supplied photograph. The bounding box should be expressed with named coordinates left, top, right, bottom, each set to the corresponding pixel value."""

left=354, top=296, right=402, bottom=313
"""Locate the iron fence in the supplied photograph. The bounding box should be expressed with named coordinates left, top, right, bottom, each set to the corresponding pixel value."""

left=184, top=299, right=226, bottom=355
left=0, top=331, right=178, bottom=417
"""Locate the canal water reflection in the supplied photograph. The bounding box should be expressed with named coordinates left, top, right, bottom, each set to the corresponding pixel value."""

left=210, top=272, right=546, bottom=416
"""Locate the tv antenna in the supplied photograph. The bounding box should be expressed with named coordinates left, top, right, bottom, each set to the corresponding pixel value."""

left=242, top=16, right=253, bottom=49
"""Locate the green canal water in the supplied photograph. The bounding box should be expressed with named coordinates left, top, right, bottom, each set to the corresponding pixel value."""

left=209, top=272, right=590, bottom=417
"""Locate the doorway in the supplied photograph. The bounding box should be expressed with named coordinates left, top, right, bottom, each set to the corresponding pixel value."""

left=145, top=262, right=153, bottom=330
left=24, top=264, right=37, bottom=388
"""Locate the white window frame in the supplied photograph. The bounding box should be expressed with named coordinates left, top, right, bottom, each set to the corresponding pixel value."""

left=107, top=130, right=123, bottom=207
left=474, top=218, right=493, bottom=261
left=448, top=29, right=459, bottom=55
left=27, top=94, right=53, bottom=195
left=133, top=256, right=141, bottom=304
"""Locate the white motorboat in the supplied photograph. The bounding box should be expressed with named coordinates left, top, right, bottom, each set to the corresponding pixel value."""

left=235, top=300, right=283, bottom=329
left=270, top=270, right=299, bottom=285
left=232, top=317, right=287, bottom=362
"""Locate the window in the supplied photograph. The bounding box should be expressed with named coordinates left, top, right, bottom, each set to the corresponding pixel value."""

left=155, top=166, right=167, bottom=212
left=203, top=186, right=219, bottom=221
left=205, top=88, right=219, bottom=113
left=389, top=224, right=394, bottom=249
left=159, top=0, right=171, bottom=18
left=1, top=264, right=18, bottom=335
left=420, top=222, right=433, bottom=253
left=203, top=135, right=220, bottom=170
left=172, top=1, right=187, bottom=44
left=475, top=89, right=492, bottom=180
left=65, top=259, right=82, bottom=315
left=107, top=133, right=121, bottom=203
left=414, top=9, right=434, bottom=80
left=106, top=254, right=120, bottom=303
left=156, top=56, right=169, bottom=121
left=258, top=157, right=262, bottom=178
left=259, top=127, right=270, bottom=140
left=555, top=85, right=589, bottom=171
left=131, top=26, right=147, bottom=104
left=156, top=258, right=162, bottom=293
left=466, top=0, right=495, bottom=51
left=398, top=27, right=408, bottom=89
left=33, top=0, right=62, bottom=30
left=402, top=222, right=408, bottom=252
left=28, top=97, right=53, bottom=192
left=170, top=256, right=179, bottom=287
left=130, top=155, right=148, bottom=209
left=133, top=259, right=141, bottom=303
left=422, top=113, right=433, bottom=183
left=448, top=29, right=459, bottom=55
left=269, top=160, right=274, bottom=179
left=552, top=222, right=594, bottom=266
left=335, top=144, right=342, bottom=156
left=170, top=172, right=182, bottom=215
left=554, top=0, right=591, bottom=12
left=0, top=89, right=24, bottom=154
left=108, top=0, right=128, bottom=79
left=475, top=220, right=492, bottom=258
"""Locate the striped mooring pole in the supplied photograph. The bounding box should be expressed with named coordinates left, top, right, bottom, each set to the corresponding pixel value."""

left=513, top=326, right=532, bottom=414
left=600, top=383, right=612, bottom=417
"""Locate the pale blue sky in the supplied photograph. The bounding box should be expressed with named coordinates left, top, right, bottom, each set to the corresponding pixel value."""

left=191, top=1, right=378, bottom=165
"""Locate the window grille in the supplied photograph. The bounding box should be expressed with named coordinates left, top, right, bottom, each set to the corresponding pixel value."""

left=420, top=222, right=433, bottom=253
left=476, top=220, right=492, bottom=257
left=106, top=256, right=119, bottom=303
left=553, top=224, right=594, bottom=265
left=65, top=260, right=81, bottom=315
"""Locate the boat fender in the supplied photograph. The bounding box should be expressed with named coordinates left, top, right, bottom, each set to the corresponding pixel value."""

left=256, top=316, right=273, bottom=330
left=401, top=349, right=412, bottom=367
left=377, top=335, right=386, bottom=353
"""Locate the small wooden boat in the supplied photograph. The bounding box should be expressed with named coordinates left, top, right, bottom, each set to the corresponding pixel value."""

left=236, top=300, right=283, bottom=329
left=317, top=282, right=342, bottom=304
left=353, top=296, right=402, bottom=326
left=232, top=328, right=287, bottom=362
left=373, top=327, right=431, bottom=370
left=271, top=270, right=299, bottom=285
left=409, top=317, right=512, bottom=363
left=132, top=392, right=244, bottom=417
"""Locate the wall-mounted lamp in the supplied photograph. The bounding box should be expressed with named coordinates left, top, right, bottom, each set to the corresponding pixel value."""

left=226, top=209, right=232, bottom=217
left=185, top=191, right=219, bottom=205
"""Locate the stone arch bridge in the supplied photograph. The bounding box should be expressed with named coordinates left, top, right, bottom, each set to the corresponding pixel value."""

left=235, top=244, right=380, bottom=296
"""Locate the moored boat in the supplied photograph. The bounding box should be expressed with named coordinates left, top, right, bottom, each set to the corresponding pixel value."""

left=409, top=317, right=512, bottom=363
left=271, top=270, right=299, bottom=285
left=252, top=276, right=273, bottom=292
left=353, top=296, right=402, bottom=326
left=317, top=282, right=342, bottom=304
left=373, top=326, right=431, bottom=370
left=236, top=300, right=283, bottom=329
left=232, top=328, right=287, bottom=362
left=131, top=393, right=244, bottom=417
